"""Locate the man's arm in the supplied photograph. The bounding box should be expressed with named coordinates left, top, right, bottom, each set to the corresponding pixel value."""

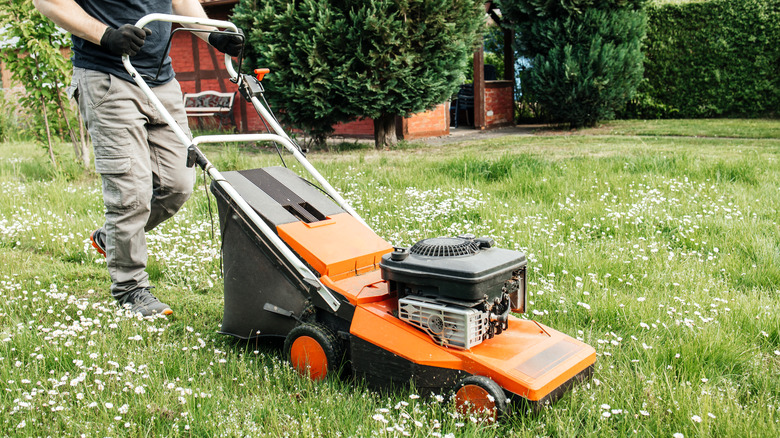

left=172, top=0, right=243, bottom=56
left=35, top=0, right=241, bottom=57
left=33, top=0, right=213, bottom=46
left=34, top=0, right=151, bottom=56
left=33, top=0, right=208, bottom=43
left=171, top=0, right=213, bottom=43
left=33, top=0, right=108, bottom=45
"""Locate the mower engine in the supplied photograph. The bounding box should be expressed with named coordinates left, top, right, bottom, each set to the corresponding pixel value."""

left=380, top=236, right=527, bottom=349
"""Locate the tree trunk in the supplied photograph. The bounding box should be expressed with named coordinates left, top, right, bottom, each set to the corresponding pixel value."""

left=54, top=85, right=82, bottom=164
left=40, top=95, right=57, bottom=167
left=373, top=113, right=397, bottom=150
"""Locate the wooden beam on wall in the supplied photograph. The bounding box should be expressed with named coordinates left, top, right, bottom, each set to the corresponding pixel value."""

left=473, top=44, right=486, bottom=130
left=190, top=33, right=201, bottom=92
left=503, top=28, right=514, bottom=84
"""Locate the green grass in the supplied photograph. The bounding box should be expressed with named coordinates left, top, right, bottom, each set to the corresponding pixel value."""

left=1, top=120, right=779, bottom=436
left=591, top=118, right=780, bottom=139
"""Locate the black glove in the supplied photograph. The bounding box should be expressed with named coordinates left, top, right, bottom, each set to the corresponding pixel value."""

left=208, top=31, right=243, bottom=57
left=100, top=24, right=152, bottom=57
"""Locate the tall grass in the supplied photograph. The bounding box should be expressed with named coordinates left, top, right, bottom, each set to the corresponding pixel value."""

left=0, top=123, right=778, bottom=436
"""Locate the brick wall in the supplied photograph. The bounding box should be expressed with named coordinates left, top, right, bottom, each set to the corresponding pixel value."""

left=172, top=4, right=265, bottom=133
left=0, top=61, right=13, bottom=90
left=484, top=81, right=514, bottom=128
left=399, top=103, right=450, bottom=140
left=333, top=118, right=375, bottom=138
left=330, top=103, right=450, bottom=140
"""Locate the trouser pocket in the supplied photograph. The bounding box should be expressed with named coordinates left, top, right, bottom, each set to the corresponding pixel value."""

left=92, top=128, right=138, bottom=210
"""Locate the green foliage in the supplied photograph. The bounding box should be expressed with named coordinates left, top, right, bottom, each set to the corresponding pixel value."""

left=0, top=92, right=22, bottom=142
left=0, top=91, right=38, bottom=143
left=622, top=0, right=780, bottom=118
left=0, top=2, right=71, bottom=130
left=501, top=0, right=648, bottom=127
left=0, top=0, right=79, bottom=161
left=232, top=0, right=348, bottom=145
left=463, top=26, right=506, bottom=83
left=233, top=0, right=484, bottom=147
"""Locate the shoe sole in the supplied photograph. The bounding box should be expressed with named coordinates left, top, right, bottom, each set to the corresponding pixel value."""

left=134, top=308, right=173, bottom=317
left=90, top=230, right=106, bottom=258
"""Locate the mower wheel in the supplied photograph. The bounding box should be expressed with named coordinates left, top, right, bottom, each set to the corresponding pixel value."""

left=452, top=375, right=509, bottom=419
left=284, top=323, right=343, bottom=382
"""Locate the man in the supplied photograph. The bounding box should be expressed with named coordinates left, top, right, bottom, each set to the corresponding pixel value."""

left=33, top=0, right=241, bottom=316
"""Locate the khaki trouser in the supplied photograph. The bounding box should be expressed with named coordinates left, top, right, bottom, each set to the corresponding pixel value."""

left=70, top=67, right=194, bottom=300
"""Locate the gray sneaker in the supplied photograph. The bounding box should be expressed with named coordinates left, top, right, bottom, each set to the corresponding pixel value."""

left=118, top=287, right=173, bottom=317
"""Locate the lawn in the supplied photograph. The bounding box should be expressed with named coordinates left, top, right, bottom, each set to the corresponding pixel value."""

left=593, top=119, right=780, bottom=139
left=1, top=120, right=779, bottom=437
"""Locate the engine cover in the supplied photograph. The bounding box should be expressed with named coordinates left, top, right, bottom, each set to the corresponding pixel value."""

left=380, top=236, right=527, bottom=303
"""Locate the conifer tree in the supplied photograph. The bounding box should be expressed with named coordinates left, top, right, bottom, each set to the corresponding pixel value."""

left=500, top=0, right=647, bottom=127
left=234, top=0, right=484, bottom=149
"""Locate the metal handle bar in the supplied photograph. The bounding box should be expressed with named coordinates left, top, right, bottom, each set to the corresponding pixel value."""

left=121, top=14, right=366, bottom=228
left=131, top=13, right=239, bottom=80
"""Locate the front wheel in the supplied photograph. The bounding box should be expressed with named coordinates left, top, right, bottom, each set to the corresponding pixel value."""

left=284, top=323, right=343, bottom=381
left=452, top=375, right=509, bottom=419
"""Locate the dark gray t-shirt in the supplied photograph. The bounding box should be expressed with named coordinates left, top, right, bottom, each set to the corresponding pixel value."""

left=72, top=0, right=174, bottom=86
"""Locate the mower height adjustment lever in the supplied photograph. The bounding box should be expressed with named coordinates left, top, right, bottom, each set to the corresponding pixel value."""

left=239, top=73, right=264, bottom=100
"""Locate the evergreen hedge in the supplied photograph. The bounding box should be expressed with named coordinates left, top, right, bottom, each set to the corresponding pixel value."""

left=623, top=0, right=780, bottom=118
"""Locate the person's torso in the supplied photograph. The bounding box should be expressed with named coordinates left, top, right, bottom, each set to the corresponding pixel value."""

left=71, top=0, right=174, bottom=86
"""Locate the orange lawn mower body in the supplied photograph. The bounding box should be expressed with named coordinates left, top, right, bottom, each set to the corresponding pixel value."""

left=125, top=14, right=596, bottom=418
left=210, top=169, right=595, bottom=416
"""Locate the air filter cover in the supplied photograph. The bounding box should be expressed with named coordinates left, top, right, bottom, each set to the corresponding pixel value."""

left=380, top=236, right=527, bottom=302
left=410, top=237, right=480, bottom=257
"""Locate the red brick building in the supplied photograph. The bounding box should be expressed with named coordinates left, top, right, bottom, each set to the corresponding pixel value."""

left=180, top=0, right=459, bottom=138
left=187, top=0, right=520, bottom=138
left=171, top=0, right=449, bottom=139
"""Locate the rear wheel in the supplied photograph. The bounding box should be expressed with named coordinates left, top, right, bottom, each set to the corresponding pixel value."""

left=452, top=375, right=508, bottom=419
left=284, top=323, right=342, bottom=381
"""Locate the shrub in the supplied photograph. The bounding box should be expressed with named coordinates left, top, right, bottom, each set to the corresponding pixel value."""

left=233, top=0, right=484, bottom=149
left=501, top=0, right=647, bottom=128
left=0, top=91, right=19, bottom=142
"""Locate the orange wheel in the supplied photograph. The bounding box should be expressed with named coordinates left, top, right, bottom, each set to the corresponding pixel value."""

left=284, top=323, right=343, bottom=382
left=290, top=335, right=328, bottom=380
left=453, top=375, right=508, bottom=419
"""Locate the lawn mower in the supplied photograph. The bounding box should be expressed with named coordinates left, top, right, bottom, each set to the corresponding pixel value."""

left=126, top=14, right=595, bottom=417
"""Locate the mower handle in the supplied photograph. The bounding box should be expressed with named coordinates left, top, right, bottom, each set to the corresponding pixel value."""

left=121, top=13, right=242, bottom=150
left=125, top=13, right=240, bottom=81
